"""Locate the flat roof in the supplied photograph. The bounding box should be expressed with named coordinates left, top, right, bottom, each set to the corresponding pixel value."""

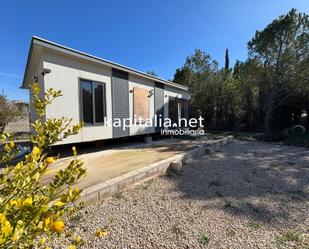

left=21, top=36, right=189, bottom=91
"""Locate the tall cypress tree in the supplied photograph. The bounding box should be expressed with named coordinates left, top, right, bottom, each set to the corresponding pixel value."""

left=225, top=48, right=229, bottom=70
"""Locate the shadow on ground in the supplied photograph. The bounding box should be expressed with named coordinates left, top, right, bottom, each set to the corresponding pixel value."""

left=170, top=140, right=309, bottom=225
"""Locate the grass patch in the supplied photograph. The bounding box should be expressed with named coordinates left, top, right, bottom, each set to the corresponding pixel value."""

left=198, top=233, right=210, bottom=245
left=247, top=221, right=261, bottom=229
left=276, top=230, right=301, bottom=247
left=142, top=179, right=154, bottom=190
left=70, top=214, right=83, bottom=223
left=114, top=192, right=126, bottom=200
left=171, top=225, right=184, bottom=236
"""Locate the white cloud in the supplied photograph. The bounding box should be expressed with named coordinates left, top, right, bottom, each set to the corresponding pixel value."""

left=0, top=72, right=22, bottom=79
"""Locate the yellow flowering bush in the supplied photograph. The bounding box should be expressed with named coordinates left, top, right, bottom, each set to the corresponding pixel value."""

left=0, top=82, right=86, bottom=248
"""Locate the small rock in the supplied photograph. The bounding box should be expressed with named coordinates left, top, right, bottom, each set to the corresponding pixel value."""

left=168, top=161, right=183, bottom=175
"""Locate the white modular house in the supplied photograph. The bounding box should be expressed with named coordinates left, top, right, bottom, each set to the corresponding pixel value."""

left=21, top=37, right=190, bottom=145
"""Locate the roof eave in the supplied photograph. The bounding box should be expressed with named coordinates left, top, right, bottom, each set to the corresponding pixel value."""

left=22, top=36, right=189, bottom=92
left=20, top=37, right=35, bottom=89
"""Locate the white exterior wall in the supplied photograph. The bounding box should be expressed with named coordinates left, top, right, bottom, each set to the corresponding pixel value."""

left=32, top=49, right=190, bottom=145
left=128, top=74, right=155, bottom=135
left=43, top=51, right=113, bottom=145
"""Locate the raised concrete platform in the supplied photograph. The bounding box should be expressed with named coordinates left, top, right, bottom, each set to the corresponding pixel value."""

left=80, top=135, right=234, bottom=202
left=44, top=138, right=200, bottom=189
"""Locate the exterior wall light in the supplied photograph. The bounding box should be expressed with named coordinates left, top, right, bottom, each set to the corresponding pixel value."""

left=41, top=68, right=51, bottom=76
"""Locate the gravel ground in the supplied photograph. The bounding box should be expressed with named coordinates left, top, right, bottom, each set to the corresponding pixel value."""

left=55, top=140, right=309, bottom=249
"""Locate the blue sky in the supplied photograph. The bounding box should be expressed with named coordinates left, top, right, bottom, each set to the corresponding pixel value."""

left=0, top=0, right=308, bottom=101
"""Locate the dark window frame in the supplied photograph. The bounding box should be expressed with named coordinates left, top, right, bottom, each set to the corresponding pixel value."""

left=168, top=96, right=178, bottom=124
left=168, top=96, right=187, bottom=126
left=79, top=78, right=107, bottom=126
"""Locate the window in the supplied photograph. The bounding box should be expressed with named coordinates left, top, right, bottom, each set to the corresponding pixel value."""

left=80, top=79, right=106, bottom=124
left=94, top=84, right=105, bottom=123
left=179, top=99, right=185, bottom=119
left=168, top=96, right=178, bottom=124
left=169, top=97, right=187, bottom=125
left=80, top=81, right=93, bottom=124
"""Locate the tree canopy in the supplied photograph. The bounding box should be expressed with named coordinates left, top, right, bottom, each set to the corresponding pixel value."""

left=0, top=95, right=19, bottom=132
left=173, top=8, right=309, bottom=134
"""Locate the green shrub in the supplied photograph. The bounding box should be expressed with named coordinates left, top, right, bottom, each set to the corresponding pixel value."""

left=280, top=127, right=309, bottom=147
left=198, top=233, right=210, bottom=245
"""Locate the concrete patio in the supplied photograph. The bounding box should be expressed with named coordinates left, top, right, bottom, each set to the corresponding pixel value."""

left=44, top=137, right=204, bottom=191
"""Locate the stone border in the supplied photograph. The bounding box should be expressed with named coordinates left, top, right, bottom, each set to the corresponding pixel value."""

left=80, top=135, right=233, bottom=201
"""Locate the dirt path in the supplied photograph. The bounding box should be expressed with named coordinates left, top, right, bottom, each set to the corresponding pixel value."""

left=55, top=140, right=309, bottom=248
